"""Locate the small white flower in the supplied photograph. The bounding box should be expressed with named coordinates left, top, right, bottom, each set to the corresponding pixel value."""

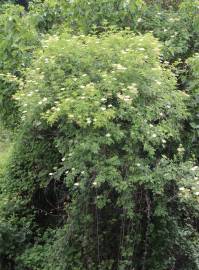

left=182, top=92, right=190, bottom=97
left=191, top=166, right=198, bottom=171
left=152, top=133, right=157, bottom=138
left=49, top=172, right=53, bottom=176
left=72, top=167, right=75, bottom=171
left=81, top=171, right=85, bottom=175
left=117, top=94, right=132, bottom=103
left=127, top=84, right=138, bottom=95
left=159, top=112, right=163, bottom=117
left=179, top=187, right=185, bottom=191
left=138, top=48, right=145, bottom=51
left=137, top=18, right=142, bottom=23
left=43, top=97, right=47, bottom=102
left=38, top=101, right=43, bottom=105
left=101, top=98, right=107, bottom=102
left=65, top=171, right=69, bottom=174
left=22, top=111, right=27, bottom=114
left=149, top=124, right=154, bottom=128
left=155, top=80, right=161, bottom=85
left=136, top=163, right=141, bottom=167
left=162, top=139, right=166, bottom=144
left=112, top=64, right=127, bottom=72
left=108, top=104, right=113, bottom=108
left=194, top=192, right=199, bottom=196
left=87, top=118, right=92, bottom=124
left=35, top=121, right=41, bottom=126
left=106, top=133, right=111, bottom=138
left=68, top=153, right=72, bottom=157
left=177, top=146, right=184, bottom=152
left=61, top=157, right=65, bottom=162
left=101, top=107, right=106, bottom=111
left=93, top=181, right=97, bottom=186
left=74, top=182, right=80, bottom=186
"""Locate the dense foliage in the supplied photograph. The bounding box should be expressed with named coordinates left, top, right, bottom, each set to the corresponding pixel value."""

left=0, top=3, right=39, bottom=128
left=0, top=1, right=199, bottom=270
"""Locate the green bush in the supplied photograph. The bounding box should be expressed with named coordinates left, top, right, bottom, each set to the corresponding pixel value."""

left=11, top=30, right=199, bottom=270
left=0, top=0, right=198, bottom=129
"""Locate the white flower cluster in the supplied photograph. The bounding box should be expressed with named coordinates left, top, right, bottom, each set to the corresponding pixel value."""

left=112, top=64, right=127, bottom=72
left=117, top=93, right=132, bottom=103
left=177, top=145, right=185, bottom=153
left=127, top=83, right=138, bottom=95
left=155, top=80, right=162, bottom=85
left=86, top=118, right=92, bottom=124
left=191, top=166, right=198, bottom=171
left=179, top=186, right=199, bottom=196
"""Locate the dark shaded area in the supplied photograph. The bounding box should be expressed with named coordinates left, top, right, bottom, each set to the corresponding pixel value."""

left=32, top=179, right=70, bottom=227
left=15, top=0, right=29, bottom=10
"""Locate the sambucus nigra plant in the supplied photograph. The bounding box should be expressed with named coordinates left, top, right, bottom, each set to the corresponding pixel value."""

left=10, top=31, right=199, bottom=270
left=0, top=1, right=199, bottom=270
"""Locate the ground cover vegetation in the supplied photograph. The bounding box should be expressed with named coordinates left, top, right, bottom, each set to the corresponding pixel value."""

left=0, top=0, right=199, bottom=269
